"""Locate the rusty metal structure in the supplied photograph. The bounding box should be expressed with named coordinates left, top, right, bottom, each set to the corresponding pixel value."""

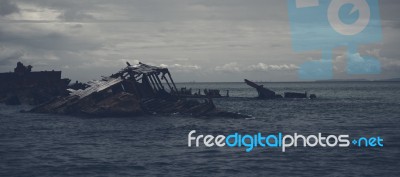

left=63, top=62, right=178, bottom=100
left=0, top=62, right=70, bottom=105
left=244, top=79, right=316, bottom=99
left=31, top=62, right=249, bottom=118
left=110, top=62, right=179, bottom=98
left=245, top=79, right=281, bottom=99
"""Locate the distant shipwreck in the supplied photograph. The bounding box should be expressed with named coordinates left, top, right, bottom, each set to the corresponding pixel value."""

left=29, top=62, right=248, bottom=118
left=0, top=62, right=70, bottom=105
left=244, top=79, right=316, bottom=99
left=0, top=62, right=317, bottom=118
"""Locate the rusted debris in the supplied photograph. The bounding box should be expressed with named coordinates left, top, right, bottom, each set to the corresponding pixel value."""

left=284, top=92, right=307, bottom=98
left=245, top=79, right=317, bottom=99
left=284, top=92, right=317, bottom=99
left=245, top=79, right=282, bottom=99
left=0, top=62, right=70, bottom=105
left=68, top=81, right=90, bottom=90
left=176, top=87, right=225, bottom=98
left=31, top=62, right=249, bottom=118
left=178, top=87, right=193, bottom=96
left=204, top=89, right=222, bottom=97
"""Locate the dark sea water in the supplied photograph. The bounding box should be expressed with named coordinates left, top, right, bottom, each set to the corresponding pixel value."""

left=1, top=82, right=399, bottom=177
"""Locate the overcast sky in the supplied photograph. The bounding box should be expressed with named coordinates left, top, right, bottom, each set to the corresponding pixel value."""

left=0, top=0, right=399, bottom=82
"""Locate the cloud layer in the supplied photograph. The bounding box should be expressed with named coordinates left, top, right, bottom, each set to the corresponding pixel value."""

left=0, top=0, right=399, bottom=82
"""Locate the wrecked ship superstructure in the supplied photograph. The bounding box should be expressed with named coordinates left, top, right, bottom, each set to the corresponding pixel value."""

left=31, top=62, right=248, bottom=118
left=244, top=79, right=316, bottom=99
left=0, top=62, right=70, bottom=105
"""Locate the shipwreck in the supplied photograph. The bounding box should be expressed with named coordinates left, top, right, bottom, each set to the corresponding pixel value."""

left=30, top=62, right=248, bottom=118
left=0, top=62, right=70, bottom=105
left=245, top=79, right=317, bottom=99
left=176, top=87, right=228, bottom=98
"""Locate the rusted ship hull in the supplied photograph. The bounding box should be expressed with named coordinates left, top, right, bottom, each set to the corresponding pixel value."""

left=245, top=79, right=316, bottom=99
left=30, top=62, right=249, bottom=118
left=0, top=62, right=70, bottom=105
left=245, top=79, right=281, bottom=99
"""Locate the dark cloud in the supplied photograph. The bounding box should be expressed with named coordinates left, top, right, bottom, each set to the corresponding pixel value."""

left=379, top=0, right=400, bottom=22
left=0, top=0, right=398, bottom=81
left=0, top=0, right=19, bottom=16
left=0, top=26, right=102, bottom=51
